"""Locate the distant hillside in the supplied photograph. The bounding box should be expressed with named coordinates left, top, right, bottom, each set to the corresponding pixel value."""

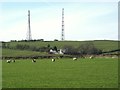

left=2, top=40, right=119, bottom=59
left=2, top=48, right=70, bottom=59
left=3, top=40, right=118, bottom=52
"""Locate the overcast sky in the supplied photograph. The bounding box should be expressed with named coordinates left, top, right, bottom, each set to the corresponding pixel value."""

left=0, top=0, right=118, bottom=41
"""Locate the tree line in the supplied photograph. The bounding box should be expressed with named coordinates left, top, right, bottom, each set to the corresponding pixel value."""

left=63, top=42, right=102, bottom=55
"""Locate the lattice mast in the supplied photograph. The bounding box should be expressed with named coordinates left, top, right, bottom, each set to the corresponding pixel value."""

left=61, top=8, right=65, bottom=41
left=27, top=10, right=32, bottom=40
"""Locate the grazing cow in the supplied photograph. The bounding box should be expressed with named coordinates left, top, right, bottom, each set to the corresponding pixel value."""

left=12, top=60, right=15, bottom=62
left=7, top=60, right=11, bottom=63
left=89, top=56, right=94, bottom=59
left=52, top=58, right=55, bottom=62
left=73, top=57, right=77, bottom=61
left=32, top=59, right=36, bottom=63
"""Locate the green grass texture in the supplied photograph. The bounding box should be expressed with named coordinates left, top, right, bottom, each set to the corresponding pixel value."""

left=2, top=48, right=48, bottom=57
left=2, top=58, right=118, bottom=88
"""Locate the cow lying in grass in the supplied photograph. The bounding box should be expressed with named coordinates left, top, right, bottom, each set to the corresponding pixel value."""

left=73, top=57, right=77, bottom=61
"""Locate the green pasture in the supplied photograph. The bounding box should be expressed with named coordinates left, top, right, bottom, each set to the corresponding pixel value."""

left=2, top=58, right=118, bottom=88
left=8, top=40, right=118, bottom=51
left=2, top=48, right=48, bottom=57
left=2, top=48, right=67, bottom=57
left=0, top=60, right=2, bottom=89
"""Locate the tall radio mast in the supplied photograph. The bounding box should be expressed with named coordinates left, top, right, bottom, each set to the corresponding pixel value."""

left=27, top=10, right=32, bottom=40
left=61, top=8, right=65, bottom=41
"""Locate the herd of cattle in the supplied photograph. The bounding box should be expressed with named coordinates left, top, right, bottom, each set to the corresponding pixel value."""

left=6, top=58, right=78, bottom=63
left=5, top=55, right=117, bottom=63
left=5, top=56, right=95, bottom=63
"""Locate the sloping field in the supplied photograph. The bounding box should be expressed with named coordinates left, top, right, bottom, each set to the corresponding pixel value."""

left=2, top=48, right=47, bottom=57
left=2, top=58, right=118, bottom=88
left=7, top=40, right=118, bottom=52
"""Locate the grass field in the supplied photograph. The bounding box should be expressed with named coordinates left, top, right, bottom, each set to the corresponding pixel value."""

left=0, top=60, right=2, bottom=89
left=2, top=58, right=118, bottom=88
left=2, top=40, right=119, bottom=57
left=2, top=48, right=48, bottom=57
left=2, top=48, right=68, bottom=57
left=8, top=40, right=118, bottom=52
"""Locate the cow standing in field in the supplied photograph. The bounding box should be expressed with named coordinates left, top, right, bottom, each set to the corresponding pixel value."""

left=89, top=56, right=94, bottom=59
left=32, top=59, right=36, bottom=63
left=12, top=60, right=15, bottom=62
left=52, top=58, right=55, bottom=62
left=6, top=60, right=11, bottom=63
